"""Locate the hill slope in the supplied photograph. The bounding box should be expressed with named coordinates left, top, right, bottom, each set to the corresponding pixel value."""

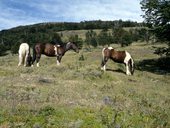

left=0, top=43, right=169, bottom=127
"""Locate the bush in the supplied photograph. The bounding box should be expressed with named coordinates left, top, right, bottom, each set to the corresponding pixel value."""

left=11, top=42, right=20, bottom=54
left=157, top=57, right=170, bottom=71
left=39, top=106, right=55, bottom=116
left=121, top=31, right=133, bottom=47
left=0, top=44, right=7, bottom=56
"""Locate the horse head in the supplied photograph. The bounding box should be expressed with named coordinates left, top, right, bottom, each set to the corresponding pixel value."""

left=66, top=42, right=79, bottom=53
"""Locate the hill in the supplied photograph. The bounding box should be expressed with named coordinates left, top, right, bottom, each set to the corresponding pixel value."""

left=0, top=42, right=169, bottom=127
left=0, top=20, right=144, bottom=54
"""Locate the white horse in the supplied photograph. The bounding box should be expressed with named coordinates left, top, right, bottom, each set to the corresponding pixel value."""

left=18, top=43, right=32, bottom=67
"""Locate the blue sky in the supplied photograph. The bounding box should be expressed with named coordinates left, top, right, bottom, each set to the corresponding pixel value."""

left=0, top=0, right=143, bottom=31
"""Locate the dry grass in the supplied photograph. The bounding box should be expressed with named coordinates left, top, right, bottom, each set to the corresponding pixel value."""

left=0, top=43, right=170, bottom=127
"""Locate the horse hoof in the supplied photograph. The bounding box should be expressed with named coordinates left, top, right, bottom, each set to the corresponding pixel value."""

left=126, top=73, right=131, bottom=76
left=36, top=63, right=40, bottom=67
left=101, top=67, right=106, bottom=71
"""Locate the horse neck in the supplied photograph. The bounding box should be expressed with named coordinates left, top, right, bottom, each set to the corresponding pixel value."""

left=64, top=43, right=72, bottom=52
left=58, top=44, right=68, bottom=55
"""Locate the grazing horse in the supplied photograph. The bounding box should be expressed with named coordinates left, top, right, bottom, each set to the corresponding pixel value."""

left=18, top=43, right=32, bottom=67
left=101, top=47, right=134, bottom=75
left=32, top=42, right=79, bottom=67
left=54, top=42, right=79, bottom=65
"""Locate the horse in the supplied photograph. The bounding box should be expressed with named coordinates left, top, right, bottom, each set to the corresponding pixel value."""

left=18, top=43, right=32, bottom=67
left=32, top=42, right=79, bottom=67
left=101, top=47, right=134, bottom=75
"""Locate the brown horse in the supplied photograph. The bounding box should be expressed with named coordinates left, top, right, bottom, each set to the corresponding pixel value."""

left=32, top=42, right=79, bottom=67
left=101, top=47, right=134, bottom=75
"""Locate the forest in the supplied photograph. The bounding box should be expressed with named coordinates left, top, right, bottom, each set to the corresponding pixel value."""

left=0, top=20, right=148, bottom=54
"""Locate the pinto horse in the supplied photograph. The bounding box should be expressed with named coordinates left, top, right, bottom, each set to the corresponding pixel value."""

left=18, top=43, right=32, bottom=67
left=32, top=42, right=79, bottom=67
left=54, top=42, right=79, bottom=65
left=101, top=47, right=134, bottom=75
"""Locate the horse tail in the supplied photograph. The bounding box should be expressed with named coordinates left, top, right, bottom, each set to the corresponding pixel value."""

left=129, top=57, right=134, bottom=75
left=32, top=45, right=36, bottom=65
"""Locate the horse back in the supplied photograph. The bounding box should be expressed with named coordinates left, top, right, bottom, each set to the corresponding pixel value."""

left=44, top=43, right=56, bottom=56
left=35, top=43, right=56, bottom=57
left=110, top=50, right=126, bottom=63
left=19, top=43, right=30, bottom=55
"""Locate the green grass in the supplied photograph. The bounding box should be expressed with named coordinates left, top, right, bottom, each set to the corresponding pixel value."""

left=0, top=43, right=170, bottom=127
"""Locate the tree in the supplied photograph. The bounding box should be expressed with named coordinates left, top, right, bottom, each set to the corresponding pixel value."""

left=51, top=33, right=63, bottom=45
left=11, top=42, right=20, bottom=54
left=85, top=30, right=97, bottom=47
left=121, top=31, right=133, bottom=47
left=140, top=0, right=170, bottom=56
left=112, top=27, right=124, bottom=45
left=97, top=29, right=112, bottom=46
left=112, top=27, right=133, bottom=47
left=0, top=44, right=7, bottom=56
left=137, top=28, right=150, bottom=43
left=68, top=35, right=83, bottom=49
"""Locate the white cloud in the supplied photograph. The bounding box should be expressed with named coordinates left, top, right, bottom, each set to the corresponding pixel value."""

left=0, top=0, right=144, bottom=30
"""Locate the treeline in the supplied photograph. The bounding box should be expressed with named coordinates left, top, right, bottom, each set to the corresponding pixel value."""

left=84, top=27, right=150, bottom=48
left=0, top=20, right=146, bottom=55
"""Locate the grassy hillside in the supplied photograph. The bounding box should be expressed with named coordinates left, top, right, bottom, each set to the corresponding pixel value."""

left=57, top=27, right=141, bottom=41
left=57, top=29, right=102, bottom=40
left=0, top=43, right=169, bottom=127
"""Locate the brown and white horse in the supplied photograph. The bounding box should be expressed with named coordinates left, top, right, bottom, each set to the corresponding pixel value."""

left=32, top=42, right=79, bottom=67
left=101, top=47, right=134, bottom=75
left=18, top=43, right=32, bottom=67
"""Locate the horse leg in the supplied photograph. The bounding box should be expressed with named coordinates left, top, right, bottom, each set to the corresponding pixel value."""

left=56, top=56, right=62, bottom=65
left=101, top=56, right=108, bottom=71
left=18, top=54, right=23, bottom=66
left=124, top=51, right=133, bottom=75
left=125, top=62, right=131, bottom=75
left=56, top=59, right=60, bottom=66
left=129, top=58, right=134, bottom=75
left=24, top=53, right=28, bottom=67
left=36, top=54, right=41, bottom=67
left=31, top=47, right=36, bottom=67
